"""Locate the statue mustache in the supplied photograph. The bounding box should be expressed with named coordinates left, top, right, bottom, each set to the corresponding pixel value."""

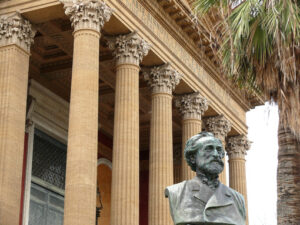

left=209, top=158, right=224, bottom=166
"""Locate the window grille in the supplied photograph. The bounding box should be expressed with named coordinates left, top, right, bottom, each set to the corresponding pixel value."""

left=32, top=129, right=67, bottom=190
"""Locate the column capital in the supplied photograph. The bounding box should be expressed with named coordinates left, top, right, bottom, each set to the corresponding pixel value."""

left=205, top=115, right=231, bottom=139
left=144, top=63, right=182, bottom=94
left=226, top=135, right=250, bottom=159
left=61, top=0, right=112, bottom=33
left=0, top=13, right=35, bottom=52
left=107, top=32, right=150, bottom=66
left=175, top=92, right=208, bottom=120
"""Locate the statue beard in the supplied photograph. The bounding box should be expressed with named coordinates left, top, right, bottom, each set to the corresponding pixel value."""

left=202, top=160, right=224, bottom=176
left=196, top=160, right=224, bottom=189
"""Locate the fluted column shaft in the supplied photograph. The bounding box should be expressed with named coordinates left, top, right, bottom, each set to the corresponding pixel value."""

left=109, top=33, right=150, bottom=225
left=0, top=13, right=34, bottom=225
left=111, top=63, right=140, bottom=225
left=205, top=115, right=231, bottom=185
left=229, top=158, right=247, bottom=201
left=227, top=135, right=250, bottom=225
left=61, top=2, right=112, bottom=225
left=175, top=92, right=208, bottom=181
left=145, top=64, right=181, bottom=225
left=64, top=29, right=99, bottom=225
left=181, top=119, right=202, bottom=179
left=149, top=92, right=173, bottom=225
left=219, top=139, right=227, bottom=184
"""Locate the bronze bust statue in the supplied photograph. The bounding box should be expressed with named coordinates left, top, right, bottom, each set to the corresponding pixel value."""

left=165, top=132, right=246, bottom=225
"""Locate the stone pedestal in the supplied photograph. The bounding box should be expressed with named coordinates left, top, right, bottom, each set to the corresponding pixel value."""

left=175, top=92, right=208, bottom=181
left=108, top=33, right=150, bottom=225
left=0, top=13, right=35, bottom=225
left=205, top=115, right=231, bottom=185
left=227, top=135, right=250, bottom=225
left=144, top=64, right=181, bottom=225
left=61, top=1, right=112, bottom=225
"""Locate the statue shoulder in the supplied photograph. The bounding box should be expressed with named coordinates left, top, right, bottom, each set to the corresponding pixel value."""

left=225, top=185, right=246, bottom=220
left=165, top=181, right=187, bottom=198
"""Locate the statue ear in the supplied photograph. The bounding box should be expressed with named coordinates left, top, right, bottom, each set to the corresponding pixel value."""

left=190, top=154, right=195, bottom=164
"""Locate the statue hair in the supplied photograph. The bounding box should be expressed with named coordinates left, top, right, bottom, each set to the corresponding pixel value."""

left=184, top=131, right=224, bottom=172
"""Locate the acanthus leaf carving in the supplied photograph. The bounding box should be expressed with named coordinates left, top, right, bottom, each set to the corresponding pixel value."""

left=175, top=92, right=208, bottom=119
left=144, top=63, right=182, bottom=94
left=226, top=135, right=251, bottom=159
left=0, top=13, right=36, bottom=52
left=107, top=32, right=150, bottom=65
left=205, top=115, right=231, bottom=140
left=61, top=0, right=112, bottom=33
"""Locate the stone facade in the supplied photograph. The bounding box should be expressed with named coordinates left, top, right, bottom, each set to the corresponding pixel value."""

left=0, top=0, right=260, bottom=225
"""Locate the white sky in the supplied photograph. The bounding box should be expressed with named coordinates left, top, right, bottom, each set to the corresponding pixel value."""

left=246, top=102, right=278, bottom=225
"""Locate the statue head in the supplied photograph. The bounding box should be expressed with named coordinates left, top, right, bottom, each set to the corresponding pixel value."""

left=184, top=132, right=225, bottom=176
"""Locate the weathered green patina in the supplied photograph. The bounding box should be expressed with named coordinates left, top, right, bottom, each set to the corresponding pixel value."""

left=165, top=132, right=246, bottom=225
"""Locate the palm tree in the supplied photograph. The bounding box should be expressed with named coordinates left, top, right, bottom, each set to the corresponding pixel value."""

left=192, top=0, right=300, bottom=224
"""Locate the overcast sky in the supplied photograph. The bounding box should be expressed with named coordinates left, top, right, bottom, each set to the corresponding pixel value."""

left=246, top=103, right=278, bottom=225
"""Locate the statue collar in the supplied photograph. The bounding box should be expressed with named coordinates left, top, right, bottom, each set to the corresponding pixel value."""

left=190, top=176, right=233, bottom=209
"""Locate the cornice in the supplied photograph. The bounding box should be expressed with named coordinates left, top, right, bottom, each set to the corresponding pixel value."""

left=139, top=0, right=264, bottom=110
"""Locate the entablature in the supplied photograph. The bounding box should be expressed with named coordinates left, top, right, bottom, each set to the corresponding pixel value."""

left=0, top=0, right=252, bottom=135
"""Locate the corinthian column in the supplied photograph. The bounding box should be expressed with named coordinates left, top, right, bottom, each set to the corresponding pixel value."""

left=205, top=115, right=231, bottom=185
left=61, top=1, right=112, bottom=225
left=0, top=13, right=35, bottom=225
left=144, top=64, right=182, bottom=225
left=227, top=135, right=250, bottom=224
left=175, top=92, right=208, bottom=181
left=108, top=33, right=150, bottom=225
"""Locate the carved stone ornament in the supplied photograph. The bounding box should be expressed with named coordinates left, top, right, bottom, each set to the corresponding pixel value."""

left=0, top=13, right=35, bottom=52
left=205, top=115, right=231, bottom=140
left=107, top=32, right=151, bottom=65
left=226, top=135, right=251, bottom=159
left=61, top=0, right=112, bottom=33
left=175, top=92, right=208, bottom=119
left=144, top=63, right=182, bottom=94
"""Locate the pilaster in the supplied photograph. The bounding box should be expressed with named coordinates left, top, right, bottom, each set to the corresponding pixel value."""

left=205, top=115, right=231, bottom=185
left=145, top=64, right=182, bottom=225
left=175, top=92, right=208, bottom=181
left=61, top=1, right=112, bottom=225
left=0, top=12, right=35, bottom=225
left=109, top=32, right=150, bottom=225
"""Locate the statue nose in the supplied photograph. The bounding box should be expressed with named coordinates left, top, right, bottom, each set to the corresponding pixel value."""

left=212, top=148, right=220, bottom=157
